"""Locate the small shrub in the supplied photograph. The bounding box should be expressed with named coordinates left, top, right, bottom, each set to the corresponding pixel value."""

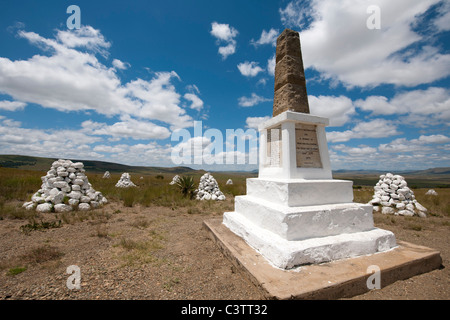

left=155, top=175, right=164, bottom=179
left=175, top=176, right=196, bottom=199
left=7, top=266, right=27, bottom=276
left=20, top=219, right=61, bottom=234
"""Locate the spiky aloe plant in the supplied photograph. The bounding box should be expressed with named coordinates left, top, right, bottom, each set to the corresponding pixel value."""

left=175, top=176, right=197, bottom=199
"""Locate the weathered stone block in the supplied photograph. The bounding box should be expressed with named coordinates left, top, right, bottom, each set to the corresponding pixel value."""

left=274, top=55, right=305, bottom=91
left=273, top=83, right=309, bottom=116
left=275, top=29, right=301, bottom=63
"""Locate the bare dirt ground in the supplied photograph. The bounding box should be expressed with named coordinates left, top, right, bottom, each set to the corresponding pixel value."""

left=0, top=199, right=448, bottom=300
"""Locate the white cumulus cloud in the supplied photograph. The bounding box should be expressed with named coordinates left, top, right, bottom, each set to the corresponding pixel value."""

left=210, top=22, right=238, bottom=59
left=238, top=93, right=271, bottom=107
left=237, top=61, right=264, bottom=77
left=280, top=0, right=450, bottom=88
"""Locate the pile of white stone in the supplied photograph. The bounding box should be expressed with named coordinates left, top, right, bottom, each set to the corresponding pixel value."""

left=103, top=171, right=111, bottom=179
left=426, top=189, right=438, bottom=196
left=169, top=175, right=180, bottom=185
left=196, top=173, right=226, bottom=201
left=369, top=173, right=427, bottom=217
left=23, top=159, right=107, bottom=213
left=226, top=179, right=233, bottom=185
left=115, top=173, right=136, bottom=188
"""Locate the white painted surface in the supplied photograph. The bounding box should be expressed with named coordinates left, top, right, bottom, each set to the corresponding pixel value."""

left=246, top=178, right=354, bottom=207
left=234, top=195, right=374, bottom=241
left=258, top=111, right=332, bottom=180
left=223, top=211, right=397, bottom=269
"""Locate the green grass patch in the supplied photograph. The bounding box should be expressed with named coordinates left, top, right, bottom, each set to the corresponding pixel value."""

left=7, top=266, right=27, bottom=276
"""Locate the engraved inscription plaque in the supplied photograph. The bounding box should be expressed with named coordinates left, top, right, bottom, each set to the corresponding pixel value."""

left=295, top=124, right=322, bottom=168
left=267, top=127, right=282, bottom=167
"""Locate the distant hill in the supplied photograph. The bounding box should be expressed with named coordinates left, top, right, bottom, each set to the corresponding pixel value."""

left=333, top=168, right=450, bottom=175
left=333, top=167, right=450, bottom=188
left=0, top=154, right=199, bottom=175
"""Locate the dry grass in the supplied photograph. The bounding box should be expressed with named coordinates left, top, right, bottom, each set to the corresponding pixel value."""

left=0, top=245, right=64, bottom=276
left=115, top=229, right=166, bottom=267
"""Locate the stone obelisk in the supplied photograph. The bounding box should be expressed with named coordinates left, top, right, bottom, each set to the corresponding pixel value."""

left=220, top=28, right=397, bottom=269
left=273, top=29, right=309, bottom=116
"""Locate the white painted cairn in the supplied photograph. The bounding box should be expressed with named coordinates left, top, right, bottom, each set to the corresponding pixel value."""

left=369, top=173, right=427, bottom=217
left=196, top=173, right=225, bottom=201
left=22, top=159, right=107, bottom=212
left=169, top=175, right=180, bottom=185
left=115, top=172, right=136, bottom=188
left=425, top=189, right=438, bottom=196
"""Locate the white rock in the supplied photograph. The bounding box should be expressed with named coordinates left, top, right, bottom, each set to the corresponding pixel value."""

left=381, top=207, right=395, bottom=215
left=90, top=201, right=100, bottom=209
left=73, top=179, right=84, bottom=185
left=68, top=191, right=82, bottom=199
left=58, top=171, right=69, bottom=177
left=425, top=189, right=438, bottom=196
left=22, top=201, right=34, bottom=208
left=54, top=204, right=72, bottom=213
left=370, top=197, right=381, bottom=205
left=73, top=162, right=84, bottom=169
left=203, top=193, right=212, bottom=200
left=53, top=181, right=68, bottom=189
left=414, top=202, right=427, bottom=213
left=78, top=203, right=91, bottom=211
left=398, top=210, right=414, bottom=217
left=52, top=191, right=65, bottom=205
left=36, top=203, right=52, bottom=213
left=417, top=211, right=427, bottom=218
left=80, top=196, right=91, bottom=203
left=396, top=203, right=406, bottom=210
left=25, top=203, right=36, bottom=211
left=68, top=199, right=79, bottom=206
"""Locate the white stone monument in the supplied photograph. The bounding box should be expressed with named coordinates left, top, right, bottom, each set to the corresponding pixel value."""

left=222, top=29, right=397, bottom=269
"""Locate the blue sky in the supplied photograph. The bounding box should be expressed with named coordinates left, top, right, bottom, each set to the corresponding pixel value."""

left=0, top=0, right=449, bottom=171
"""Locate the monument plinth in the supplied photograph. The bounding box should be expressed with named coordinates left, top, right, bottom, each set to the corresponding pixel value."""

left=222, top=28, right=397, bottom=269
left=205, top=28, right=441, bottom=299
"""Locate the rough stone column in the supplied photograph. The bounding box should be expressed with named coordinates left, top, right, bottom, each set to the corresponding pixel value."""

left=273, top=29, right=310, bottom=117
